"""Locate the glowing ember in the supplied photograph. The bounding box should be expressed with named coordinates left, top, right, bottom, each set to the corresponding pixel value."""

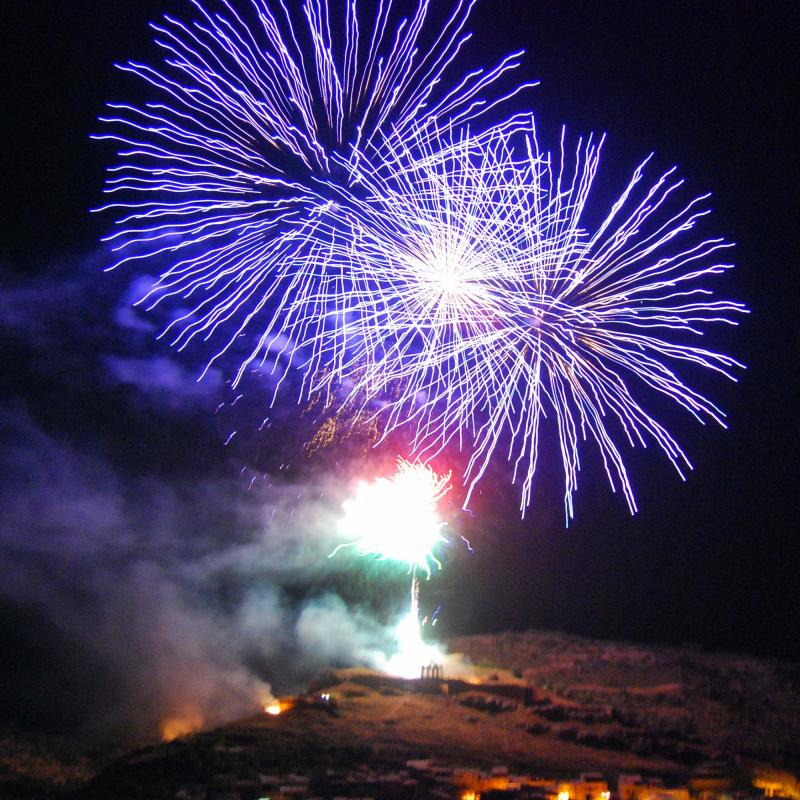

left=331, top=458, right=451, bottom=576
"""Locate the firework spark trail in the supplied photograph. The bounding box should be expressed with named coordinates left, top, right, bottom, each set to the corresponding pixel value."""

left=318, top=121, right=746, bottom=518
left=93, top=0, right=533, bottom=398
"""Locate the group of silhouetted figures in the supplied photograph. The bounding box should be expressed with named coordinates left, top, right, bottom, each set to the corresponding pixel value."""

left=420, top=663, right=443, bottom=680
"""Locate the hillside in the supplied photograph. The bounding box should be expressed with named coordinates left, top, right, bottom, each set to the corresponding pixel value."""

left=448, top=630, right=800, bottom=771
left=1, top=628, right=797, bottom=799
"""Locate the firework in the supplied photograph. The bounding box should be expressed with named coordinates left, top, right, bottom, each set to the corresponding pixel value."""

left=331, top=458, right=452, bottom=576
left=326, top=122, right=746, bottom=517
left=93, top=0, right=532, bottom=395
left=95, top=2, right=745, bottom=520
left=331, top=459, right=452, bottom=677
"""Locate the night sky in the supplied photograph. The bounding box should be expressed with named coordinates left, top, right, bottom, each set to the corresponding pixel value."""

left=1, top=1, right=798, bottom=744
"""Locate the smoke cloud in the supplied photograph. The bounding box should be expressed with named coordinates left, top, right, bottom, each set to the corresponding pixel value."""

left=0, top=252, right=412, bottom=746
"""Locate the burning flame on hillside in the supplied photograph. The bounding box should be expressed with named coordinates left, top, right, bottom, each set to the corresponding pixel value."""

left=264, top=699, right=293, bottom=716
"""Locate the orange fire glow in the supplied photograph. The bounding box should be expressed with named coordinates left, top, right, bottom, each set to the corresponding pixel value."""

left=160, top=711, right=203, bottom=742
left=264, top=699, right=293, bottom=716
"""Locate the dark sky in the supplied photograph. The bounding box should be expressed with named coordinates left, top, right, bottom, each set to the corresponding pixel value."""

left=1, top=0, right=798, bottom=743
